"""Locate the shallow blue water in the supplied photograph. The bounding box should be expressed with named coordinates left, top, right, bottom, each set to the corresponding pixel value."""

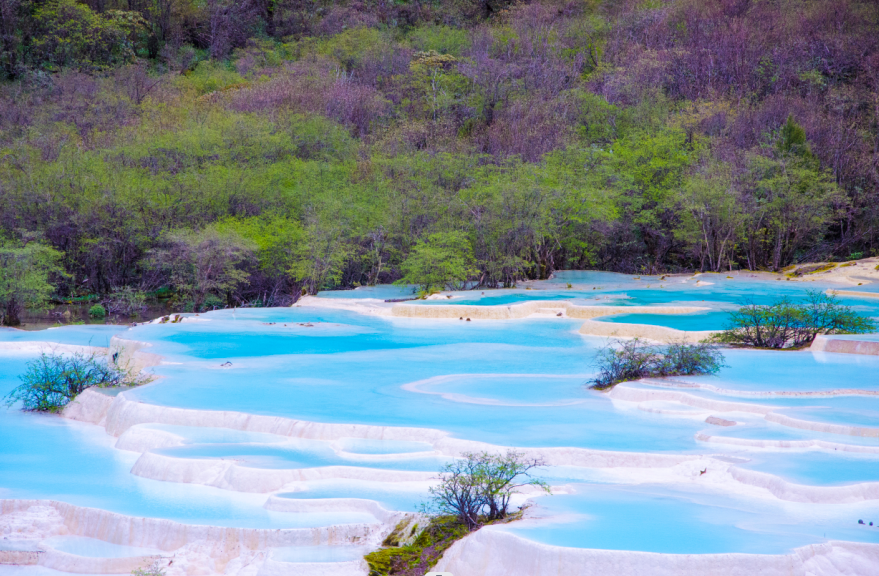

left=0, top=353, right=375, bottom=528
left=685, top=349, right=879, bottom=392
left=3, top=271, right=879, bottom=557
left=505, top=483, right=879, bottom=553
left=0, top=325, right=128, bottom=347
left=277, top=480, right=428, bottom=513
left=738, top=452, right=879, bottom=486
left=597, top=311, right=732, bottom=330
left=122, top=319, right=879, bottom=452
left=317, top=284, right=416, bottom=300
left=317, top=271, right=879, bottom=324
left=157, top=441, right=449, bottom=471
left=42, top=536, right=162, bottom=558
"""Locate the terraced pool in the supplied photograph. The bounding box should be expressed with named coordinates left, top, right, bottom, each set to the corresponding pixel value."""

left=2, top=270, right=878, bottom=576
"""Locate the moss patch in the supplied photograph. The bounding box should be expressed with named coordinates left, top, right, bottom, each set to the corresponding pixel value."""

left=366, top=516, right=467, bottom=576
left=787, top=262, right=836, bottom=276
left=366, top=513, right=523, bottom=576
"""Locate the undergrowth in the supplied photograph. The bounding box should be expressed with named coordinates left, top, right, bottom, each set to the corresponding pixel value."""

left=365, top=512, right=523, bottom=576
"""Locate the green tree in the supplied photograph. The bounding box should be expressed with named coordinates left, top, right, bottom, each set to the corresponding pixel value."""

left=715, top=291, right=876, bottom=349
left=398, top=231, right=477, bottom=294
left=742, top=154, right=843, bottom=271
left=0, top=243, right=62, bottom=326
left=149, top=228, right=255, bottom=311
left=28, top=0, right=145, bottom=70
left=680, top=162, right=745, bottom=272
left=605, top=129, right=694, bottom=272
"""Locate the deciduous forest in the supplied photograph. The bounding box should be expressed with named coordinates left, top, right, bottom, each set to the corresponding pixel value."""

left=1, top=0, right=878, bottom=317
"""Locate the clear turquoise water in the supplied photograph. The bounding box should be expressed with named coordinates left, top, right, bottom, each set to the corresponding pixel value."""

left=317, top=284, right=416, bottom=300
left=596, top=311, right=732, bottom=330
left=316, top=272, right=879, bottom=326
left=42, top=536, right=162, bottom=558
left=3, top=271, right=879, bottom=556
left=0, top=325, right=129, bottom=346
left=157, top=441, right=449, bottom=471
left=277, top=480, right=429, bottom=512
left=738, top=452, right=879, bottom=486
left=0, top=353, right=376, bottom=528
left=504, top=483, right=879, bottom=553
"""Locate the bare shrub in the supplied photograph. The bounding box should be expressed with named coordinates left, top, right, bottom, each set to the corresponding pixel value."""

left=426, top=451, right=549, bottom=531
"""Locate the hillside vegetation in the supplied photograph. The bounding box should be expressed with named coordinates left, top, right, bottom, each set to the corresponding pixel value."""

left=1, top=0, right=878, bottom=316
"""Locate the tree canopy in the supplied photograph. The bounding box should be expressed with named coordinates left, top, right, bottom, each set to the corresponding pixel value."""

left=1, top=0, right=878, bottom=309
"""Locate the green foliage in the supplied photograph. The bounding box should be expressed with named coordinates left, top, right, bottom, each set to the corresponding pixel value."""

left=714, top=291, right=876, bottom=349
left=4, top=350, right=147, bottom=412
left=215, top=215, right=305, bottom=280
left=365, top=516, right=468, bottom=576
left=589, top=339, right=725, bottom=390
left=149, top=228, right=255, bottom=310
left=1, top=0, right=877, bottom=304
left=407, top=25, right=471, bottom=56
left=743, top=152, right=842, bottom=270
left=104, top=287, right=147, bottom=315
left=777, top=115, right=812, bottom=159
left=398, top=231, right=478, bottom=293
left=678, top=161, right=744, bottom=272
left=0, top=243, right=63, bottom=326
left=568, top=89, right=623, bottom=144
left=312, top=27, right=391, bottom=72
left=178, top=61, right=245, bottom=95
left=29, top=0, right=144, bottom=71
left=88, top=304, right=106, bottom=318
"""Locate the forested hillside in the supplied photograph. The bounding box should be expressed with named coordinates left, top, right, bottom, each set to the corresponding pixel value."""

left=1, top=0, right=878, bottom=318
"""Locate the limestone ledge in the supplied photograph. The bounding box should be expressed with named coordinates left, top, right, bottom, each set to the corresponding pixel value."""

left=0, top=499, right=379, bottom=576
left=39, top=549, right=161, bottom=575
left=65, top=388, right=698, bottom=476
left=611, top=383, right=879, bottom=439
left=263, top=496, right=398, bottom=523
left=643, top=377, right=879, bottom=399
left=0, top=550, right=41, bottom=565
left=608, top=383, right=773, bottom=415
left=0, top=342, right=105, bottom=355
left=827, top=289, right=879, bottom=299
left=434, top=527, right=879, bottom=576
left=389, top=300, right=709, bottom=321
left=812, top=335, right=879, bottom=356
left=765, top=412, right=879, bottom=438
left=66, top=384, right=879, bottom=508
left=129, top=451, right=434, bottom=494
left=728, top=467, right=879, bottom=504
left=257, top=557, right=367, bottom=576
left=577, top=319, right=716, bottom=343
left=695, top=433, right=879, bottom=454
left=63, top=388, right=450, bottom=445
left=0, top=500, right=375, bottom=551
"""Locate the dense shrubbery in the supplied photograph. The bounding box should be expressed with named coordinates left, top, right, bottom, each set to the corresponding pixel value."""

left=4, top=350, right=148, bottom=411
left=589, top=340, right=725, bottom=390
left=1, top=0, right=879, bottom=309
left=0, top=243, right=63, bottom=326
left=714, top=291, right=876, bottom=349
